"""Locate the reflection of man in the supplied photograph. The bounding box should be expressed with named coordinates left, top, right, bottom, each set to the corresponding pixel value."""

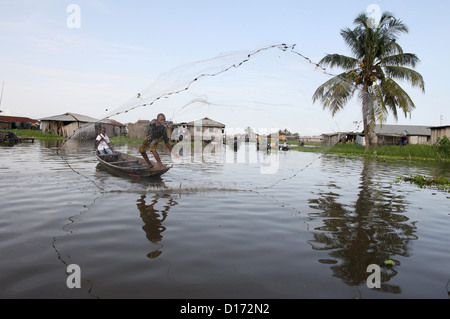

left=136, top=194, right=178, bottom=258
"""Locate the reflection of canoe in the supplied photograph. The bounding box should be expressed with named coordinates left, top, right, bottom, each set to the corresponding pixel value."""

left=96, top=151, right=172, bottom=178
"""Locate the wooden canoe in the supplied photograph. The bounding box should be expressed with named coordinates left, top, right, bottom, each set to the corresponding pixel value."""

left=96, top=151, right=172, bottom=178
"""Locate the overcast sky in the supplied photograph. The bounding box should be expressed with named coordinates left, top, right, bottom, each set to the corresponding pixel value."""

left=1, top=0, right=449, bottom=135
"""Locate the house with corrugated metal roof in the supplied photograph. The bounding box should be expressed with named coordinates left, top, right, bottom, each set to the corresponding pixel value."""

left=0, top=115, right=40, bottom=130
left=102, top=118, right=128, bottom=137
left=367, top=124, right=431, bottom=146
left=40, top=112, right=126, bottom=139
left=322, top=124, right=432, bottom=147
left=321, top=131, right=359, bottom=147
left=171, top=117, right=225, bottom=142
left=429, top=125, right=450, bottom=144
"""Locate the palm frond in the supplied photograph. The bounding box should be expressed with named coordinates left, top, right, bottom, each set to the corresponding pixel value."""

left=312, top=72, right=357, bottom=116
left=351, top=12, right=408, bottom=60
left=375, top=35, right=403, bottom=58
left=340, top=27, right=365, bottom=58
left=382, top=13, right=409, bottom=38
left=380, top=77, right=416, bottom=118
left=384, top=66, right=425, bottom=92
left=380, top=53, right=420, bottom=68
left=318, top=54, right=359, bottom=70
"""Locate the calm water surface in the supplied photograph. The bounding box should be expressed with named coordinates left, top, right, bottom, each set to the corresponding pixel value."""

left=0, top=140, right=449, bottom=299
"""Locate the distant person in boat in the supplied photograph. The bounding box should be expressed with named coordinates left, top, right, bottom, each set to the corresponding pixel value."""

left=139, top=113, right=179, bottom=168
left=96, top=127, right=114, bottom=154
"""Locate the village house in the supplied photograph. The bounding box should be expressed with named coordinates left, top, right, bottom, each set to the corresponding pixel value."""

left=40, top=112, right=126, bottom=139
left=321, top=131, right=359, bottom=147
left=321, top=124, right=432, bottom=147
left=102, top=118, right=128, bottom=137
left=171, top=117, right=225, bottom=142
left=126, top=120, right=149, bottom=139
left=429, top=125, right=450, bottom=144
left=0, top=115, right=40, bottom=130
left=298, top=136, right=323, bottom=143
left=368, top=124, right=431, bottom=146
left=126, top=119, right=173, bottom=139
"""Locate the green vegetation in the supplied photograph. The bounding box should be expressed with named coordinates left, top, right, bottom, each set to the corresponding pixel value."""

left=291, top=139, right=450, bottom=192
left=293, top=142, right=450, bottom=162
left=384, top=259, right=395, bottom=266
left=395, top=175, right=450, bottom=192
left=109, top=136, right=142, bottom=145
left=278, top=128, right=299, bottom=139
left=5, top=129, right=65, bottom=140
left=435, top=136, right=450, bottom=157
left=288, top=141, right=328, bottom=153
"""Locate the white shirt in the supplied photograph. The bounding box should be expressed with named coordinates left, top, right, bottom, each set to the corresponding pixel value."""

left=96, top=134, right=110, bottom=150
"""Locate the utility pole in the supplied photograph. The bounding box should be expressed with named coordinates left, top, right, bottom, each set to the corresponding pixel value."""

left=0, top=81, right=4, bottom=113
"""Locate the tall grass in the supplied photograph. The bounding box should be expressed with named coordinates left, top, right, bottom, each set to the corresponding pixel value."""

left=295, top=142, right=449, bottom=162
left=109, top=136, right=142, bottom=145
left=369, top=144, right=440, bottom=160
left=6, top=129, right=65, bottom=140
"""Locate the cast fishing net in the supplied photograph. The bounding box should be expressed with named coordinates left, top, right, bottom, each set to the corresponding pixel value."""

left=56, top=43, right=362, bottom=191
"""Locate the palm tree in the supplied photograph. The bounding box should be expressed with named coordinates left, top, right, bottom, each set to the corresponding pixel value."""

left=313, top=11, right=425, bottom=149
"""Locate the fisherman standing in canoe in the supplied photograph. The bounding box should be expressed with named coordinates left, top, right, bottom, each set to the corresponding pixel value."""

left=139, top=113, right=179, bottom=168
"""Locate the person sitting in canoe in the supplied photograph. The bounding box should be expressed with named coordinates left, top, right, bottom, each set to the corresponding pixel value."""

left=96, top=127, right=114, bottom=154
left=139, top=113, right=179, bottom=168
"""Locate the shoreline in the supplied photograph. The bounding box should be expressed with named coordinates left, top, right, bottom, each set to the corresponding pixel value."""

left=6, top=129, right=450, bottom=163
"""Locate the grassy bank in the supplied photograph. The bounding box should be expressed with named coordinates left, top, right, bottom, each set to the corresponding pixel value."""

left=289, top=142, right=327, bottom=153
left=293, top=142, right=449, bottom=162
left=291, top=141, right=450, bottom=192
left=10, top=128, right=447, bottom=163
left=109, top=136, right=142, bottom=145
left=5, top=129, right=65, bottom=140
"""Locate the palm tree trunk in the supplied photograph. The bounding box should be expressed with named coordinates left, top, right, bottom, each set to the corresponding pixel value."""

left=362, top=107, right=371, bottom=150
left=362, top=84, right=371, bottom=150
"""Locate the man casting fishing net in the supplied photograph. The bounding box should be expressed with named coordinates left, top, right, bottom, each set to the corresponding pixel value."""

left=139, top=113, right=179, bottom=168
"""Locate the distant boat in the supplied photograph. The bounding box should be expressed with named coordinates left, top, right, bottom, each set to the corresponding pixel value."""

left=0, top=129, right=34, bottom=144
left=279, top=144, right=291, bottom=151
left=96, top=151, right=171, bottom=178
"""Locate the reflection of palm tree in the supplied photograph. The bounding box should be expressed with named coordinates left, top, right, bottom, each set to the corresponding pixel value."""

left=136, top=194, right=178, bottom=258
left=308, top=158, right=417, bottom=293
